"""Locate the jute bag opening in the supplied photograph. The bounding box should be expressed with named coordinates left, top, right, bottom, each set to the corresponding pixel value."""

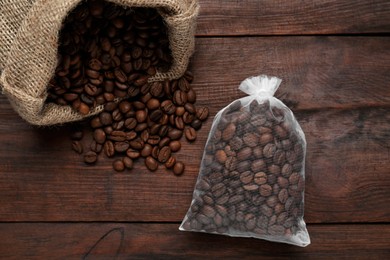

left=0, top=0, right=199, bottom=125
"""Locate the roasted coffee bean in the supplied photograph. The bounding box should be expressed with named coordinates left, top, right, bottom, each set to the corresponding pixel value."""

left=169, top=140, right=181, bottom=152
left=93, top=129, right=106, bottom=144
left=123, top=157, right=134, bottom=169
left=167, top=129, right=183, bottom=140
left=84, top=151, right=97, bottom=164
left=112, top=159, right=125, bottom=172
left=173, top=161, right=185, bottom=175
left=184, top=127, right=196, bottom=142
left=126, top=149, right=140, bottom=159
left=157, top=146, right=171, bottom=163
left=161, top=100, right=176, bottom=115
left=145, top=156, right=158, bottom=171
left=104, top=140, right=115, bottom=157
left=196, top=107, right=209, bottom=121
left=191, top=119, right=202, bottom=130
left=114, top=141, right=129, bottom=153
left=165, top=156, right=176, bottom=169
left=173, top=90, right=187, bottom=106
left=72, top=141, right=83, bottom=154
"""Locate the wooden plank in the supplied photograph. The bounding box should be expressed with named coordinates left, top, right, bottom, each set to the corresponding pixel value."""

left=0, top=223, right=388, bottom=259
left=0, top=102, right=388, bottom=222
left=190, top=37, right=390, bottom=112
left=196, top=0, right=390, bottom=36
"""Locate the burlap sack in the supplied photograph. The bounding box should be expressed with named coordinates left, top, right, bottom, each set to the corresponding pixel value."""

left=0, top=0, right=199, bottom=125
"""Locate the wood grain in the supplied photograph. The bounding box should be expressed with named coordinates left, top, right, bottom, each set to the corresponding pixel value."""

left=196, top=0, right=390, bottom=36
left=0, top=223, right=388, bottom=259
left=189, top=37, right=390, bottom=112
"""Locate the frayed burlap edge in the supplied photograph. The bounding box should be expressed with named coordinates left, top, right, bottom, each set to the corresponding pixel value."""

left=0, top=0, right=199, bottom=125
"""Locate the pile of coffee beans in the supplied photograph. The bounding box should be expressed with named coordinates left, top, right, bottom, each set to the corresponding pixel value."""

left=71, top=72, right=208, bottom=174
left=47, top=0, right=172, bottom=114
left=181, top=100, right=305, bottom=237
left=47, top=0, right=209, bottom=174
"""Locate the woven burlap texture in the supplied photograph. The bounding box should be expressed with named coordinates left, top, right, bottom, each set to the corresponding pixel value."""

left=0, top=0, right=199, bottom=125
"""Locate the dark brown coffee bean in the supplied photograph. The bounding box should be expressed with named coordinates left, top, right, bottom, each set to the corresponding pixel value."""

left=268, top=164, right=281, bottom=175
left=274, top=125, right=288, bottom=139
left=240, top=171, right=253, bottom=184
left=289, top=172, right=300, bottom=185
left=151, top=146, right=159, bottom=159
left=78, top=102, right=90, bottom=115
left=150, top=82, right=163, bottom=97
left=278, top=188, right=289, bottom=204
left=173, top=90, right=187, bottom=105
left=184, top=88, right=196, bottom=104
left=90, top=117, right=103, bottom=129
left=129, top=139, right=144, bottom=150
left=145, top=156, right=158, bottom=171
left=222, top=123, right=236, bottom=141
left=135, top=110, right=147, bottom=123
left=161, top=100, right=176, bottom=115
left=124, top=118, right=137, bottom=130
left=104, top=102, right=117, bottom=112
left=93, top=129, right=106, bottom=144
left=99, top=112, right=113, bottom=125
left=84, top=151, right=97, bottom=164
left=103, top=140, right=115, bottom=157
left=125, top=131, right=137, bottom=141
left=168, top=140, right=181, bottom=152
left=167, top=129, right=183, bottom=140
left=165, top=156, right=176, bottom=169
left=281, top=163, right=293, bottom=177
left=259, top=133, right=273, bottom=145
left=71, top=141, right=83, bottom=154
left=141, top=144, right=153, bottom=157
left=254, top=172, right=267, bottom=185
left=112, top=159, right=125, bottom=172
left=263, top=143, right=276, bottom=158
left=237, top=147, right=252, bottom=161
left=211, top=183, right=226, bottom=198
left=277, top=177, right=289, bottom=188
left=191, top=119, right=202, bottom=130
left=146, top=98, right=160, bottom=110
left=173, top=161, right=185, bottom=175
left=175, top=106, right=185, bottom=116
left=114, top=141, right=129, bottom=153
left=126, top=149, right=140, bottom=159
left=158, top=137, right=170, bottom=148
left=134, top=123, right=148, bottom=132
left=243, top=133, right=259, bottom=147
left=157, top=146, right=171, bottom=163
left=108, top=131, right=126, bottom=142
left=147, top=135, right=160, bottom=145
left=215, top=150, right=227, bottom=164
left=260, top=184, right=272, bottom=197
left=196, top=107, right=209, bottom=121
left=184, top=127, right=196, bottom=142
left=158, top=125, right=169, bottom=137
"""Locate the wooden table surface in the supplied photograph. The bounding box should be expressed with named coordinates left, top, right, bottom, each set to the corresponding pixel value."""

left=1, top=0, right=390, bottom=258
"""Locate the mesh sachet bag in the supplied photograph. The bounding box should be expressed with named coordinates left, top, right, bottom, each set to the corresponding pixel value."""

left=180, top=75, right=310, bottom=247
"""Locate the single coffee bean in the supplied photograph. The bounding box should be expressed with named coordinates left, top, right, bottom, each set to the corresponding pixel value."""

left=260, top=184, right=272, bottom=197
left=71, top=141, right=83, bottom=154
left=184, top=127, right=196, bottom=142
left=113, top=159, right=125, bottom=172
left=173, top=90, right=187, bottom=106
left=254, top=172, right=267, bottom=185
left=145, top=156, right=158, bottom=171
left=84, top=151, right=97, bottom=164
left=157, top=146, right=171, bottom=163
left=93, top=128, right=106, bottom=144
left=167, top=129, right=183, bottom=140
left=103, top=140, right=115, bottom=157
left=114, top=141, right=129, bottom=153
left=165, top=156, right=176, bottom=169
left=191, top=119, right=202, bottom=130
left=161, top=100, right=176, bottom=115
left=100, top=112, right=113, bottom=125
left=173, top=161, right=185, bottom=175
left=240, top=171, right=253, bottom=184
left=196, top=107, right=209, bottom=121
left=263, top=143, right=276, bottom=158
left=215, top=150, right=227, bottom=164
left=126, top=149, right=140, bottom=159
left=169, top=140, right=181, bottom=152
left=222, top=123, right=236, bottom=141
